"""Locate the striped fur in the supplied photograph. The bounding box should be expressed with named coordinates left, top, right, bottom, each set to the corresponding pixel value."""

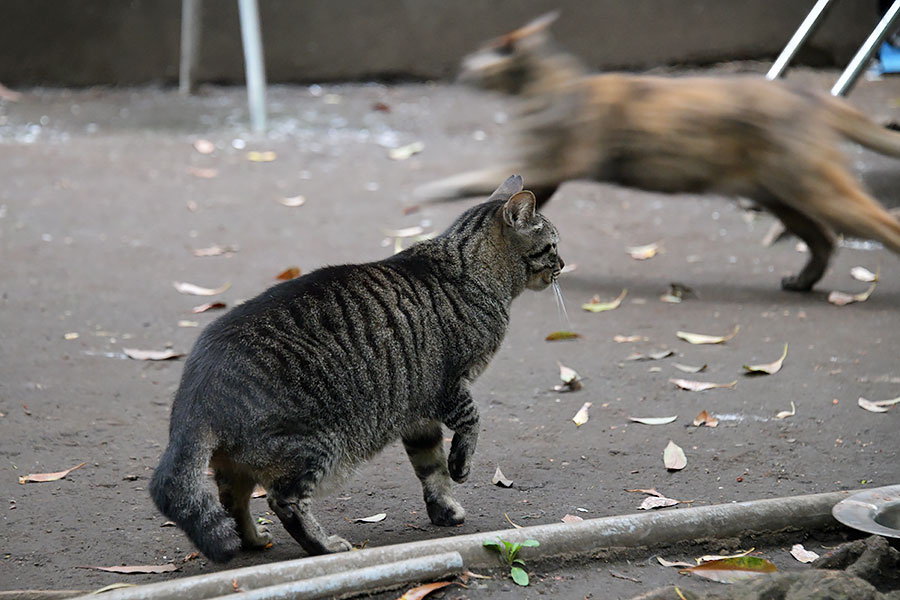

left=149, top=176, right=563, bottom=562
left=417, top=12, right=900, bottom=292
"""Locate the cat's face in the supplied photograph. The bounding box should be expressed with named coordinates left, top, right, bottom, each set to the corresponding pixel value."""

left=458, top=12, right=557, bottom=95
left=500, top=190, right=563, bottom=291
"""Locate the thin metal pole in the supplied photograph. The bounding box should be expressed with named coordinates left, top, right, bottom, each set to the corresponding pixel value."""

left=767, top=0, right=837, bottom=80
left=237, top=0, right=267, bottom=133
left=832, top=0, right=900, bottom=96
left=179, top=0, right=202, bottom=95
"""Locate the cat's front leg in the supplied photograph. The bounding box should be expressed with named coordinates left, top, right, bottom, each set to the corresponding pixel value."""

left=442, top=387, right=480, bottom=483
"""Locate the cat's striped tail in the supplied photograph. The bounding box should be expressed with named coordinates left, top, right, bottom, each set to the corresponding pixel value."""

left=149, top=429, right=241, bottom=563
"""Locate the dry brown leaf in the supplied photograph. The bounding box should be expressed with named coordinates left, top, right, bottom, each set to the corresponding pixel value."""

left=677, top=325, right=740, bottom=345
left=18, top=462, right=86, bottom=484
left=670, top=378, right=737, bottom=392
left=850, top=266, right=879, bottom=282
left=628, top=416, right=677, bottom=426
left=388, top=141, right=425, bottom=161
left=276, top=266, right=302, bottom=280
left=858, top=396, right=900, bottom=413
left=625, top=488, right=663, bottom=497
left=247, top=150, right=277, bottom=162
left=546, top=331, right=582, bottom=341
left=397, top=581, right=460, bottom=600
left=78, top=564, right=178, bottom=574
left=193, top=139, right=215, bottom=154
left=278, top=195, right=306, bottom=207
left=504, top=513, right=522, bottom=529
left=173, top=281, right=231, bottom=296
left=744, top=343, right=788, bottom=375
left=355, top=512, right=386, bottom=523
left=582, top=289, right=627, bottom=312
left=192, top=244, right=238, bottom=257
left=187, top=166, right=218, bottom=179
left=790, top=544, right=819, bottom=563
left=492, top=466, right=513, bottom=488
left=177, top=320, right=199, bottom=328
left=251, top=485, right=267, bottom=498
left=775, top=400, right=796, bottom=420
left=183, top=551, right=200, bottom=563
left=613, top=334, right=645, bottom=343
left=561, top=514, right=584, bottom=523
left=123, top=348, right=184, bottom=361
left=626, top=349, right=674, bottom=361
left=639, top=496, right=681, bottom=510
left=673, top=363, right=707, bottom=373
left=657, top=556, right=694, bottom=568
left=660, top=282, right=695, bottom=304
left=64, top=332, right=80, bottom=340
left=554, top=362, right=583, bottom=392
left=191, top=301, right=226, bottom=313
left=572, top=402, right=592, bottom=426
left=626, top=241, right=660, bottom=260
left=828, top=282, right=877, bottom=306
left=680, top=556, right=775, bottom=583
left=692, top=410, right=719, bottom=428
left=663, top=440, right=687, bottom=470
left=698, top=548, right=755, bottom=563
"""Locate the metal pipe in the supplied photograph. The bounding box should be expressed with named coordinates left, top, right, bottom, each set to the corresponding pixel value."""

left=206, top=552, right=463, bottom=600
left=767, top=0, right=837, bottom=80
left=74, top=485, right=898, bottom=600
left=832, top=0, right=900, bottom=96
left=237, top=0, right=267, bottom=133
left=178, top=0, right=202, bottom=95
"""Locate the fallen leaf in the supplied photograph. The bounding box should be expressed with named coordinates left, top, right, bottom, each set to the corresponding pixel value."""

left=278, top=195, right=306, bottom=207
left=504, top=513, right=522, bottom=529
left=546, top=331, right=581, bottom=341
left=251, top=485, right=267, bottom=498
left=609, top=570, right=641, bottom=583
left=193, top=139, right=215, bottom=154
left=692, top=410, right=719, bottom=428
left=462, top=569, right=492, bottom=580
left=663, top=440, right=687, bottom=470
left=161, top=521, right=176, bottom=527
left=677, top=325, right=740, bottom=345
left=192, top=244, right=238, bottom=257
left=554, top=362, right=583, bottom=392
left=625, top=488, right=663, bottom=497
left=372, top=101, right=391, bottom=113
left=628, top=416, right=677, bottom=426
left=91, top=584, right=138, bottom=594
left=388, top=141, right=425, bottom=161
left=582, top=289, right=627, bottom=312
left=397, top=581, right=460, bottom=600
left=775, top=400, right=796, bottom=419
left=660, top=282, right=695, bottom=304
left=123, top=348, right=184, bottom=361
left=614, top=335, right=645, bottom=343
left=18, top=462, right=86, bottom=484
left=173, top=281, right=231, bottom=296
left=790, top=544, right=819, bottom=563
left=187, top=166, right=218, bottom=179
left=492, top=466, right=513, bottom=488
left=276, top=266, right=302, bottom=280
left=183, top=551, right=200, bottom=562
left=177, top=320, right=199, bottom=328
left=191, top=301, right=226, bottom=313
left=744, top=343, right=789, bottom=375
left=246, top=150, right=277, bottom=162
left=79, top=564, right=178, bottom=575
left=64, top=332, right=80, bottom=340
left=639, top=496, right=681, bottom=510
left=850, top=266, right=879, bottom=283
left=626, top=241, right=660, bottom=260
left=670, top=378, right=737, bottom=392
left=828, top=282, right=877, bottom=306
left=657, top=557, right=694, bottom=568
left=858, top=396, right=900, bottom=413
left=572, top=402, right=592, bottom=426
left=561, top=514, right=583, bottom=523
left=673, top=363, right=707, bottom=373
left=626, top=349, right=674, bottom=361
left=680, top=556, right=776, bottom=583
left=355, top=512, right=386, bottom=523
left=698, top=548, right=756, bottom=563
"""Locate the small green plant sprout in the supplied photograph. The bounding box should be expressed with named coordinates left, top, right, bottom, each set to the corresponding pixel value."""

left=482, top=537, right=540, bottom=586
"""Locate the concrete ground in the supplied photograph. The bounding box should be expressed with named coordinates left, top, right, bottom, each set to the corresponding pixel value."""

left=0, top=66, right=898, bottom=598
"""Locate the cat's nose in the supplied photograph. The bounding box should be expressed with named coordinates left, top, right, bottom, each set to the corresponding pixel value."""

left=557, top=256, right=565, bottom=270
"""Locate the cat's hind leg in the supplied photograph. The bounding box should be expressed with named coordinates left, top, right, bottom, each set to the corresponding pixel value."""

left=762, top=201, right=835, bottom=292
left=265, top=447, right=352, bottom=556
left=214, top=466, right=272, bottom=551
left=403, top=420, right=466, bottom=526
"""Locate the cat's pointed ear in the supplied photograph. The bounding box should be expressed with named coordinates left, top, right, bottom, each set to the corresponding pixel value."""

left=516, top=11, right=559, bottom=39
left=502, top=190, right=537, bottom=229
left=489, top=174, right=524, bottom=202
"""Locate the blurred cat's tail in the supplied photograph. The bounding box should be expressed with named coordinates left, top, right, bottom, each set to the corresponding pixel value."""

left=149, top=428, right=240, bottom=563
left=821, top=94, right=900, bottom=158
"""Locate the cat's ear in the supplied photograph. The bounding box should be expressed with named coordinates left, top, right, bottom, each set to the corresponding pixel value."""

left=515, top=11, right=559, bottom=39
left=502, top=190, right=537, bottom=229
left=489, top=174, right=524, bottom=202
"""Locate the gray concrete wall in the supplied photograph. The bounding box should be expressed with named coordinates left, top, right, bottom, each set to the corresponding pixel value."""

left=0, top=0, right=881, bottom=87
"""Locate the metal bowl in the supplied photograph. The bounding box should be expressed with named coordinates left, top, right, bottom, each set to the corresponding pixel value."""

left=832, top=485, right=900, bottom=539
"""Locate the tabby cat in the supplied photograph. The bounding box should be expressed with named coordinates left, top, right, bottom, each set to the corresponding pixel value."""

left=149, top=176, right=563, bottom=562
left=417, top=12, right=900, bottom=292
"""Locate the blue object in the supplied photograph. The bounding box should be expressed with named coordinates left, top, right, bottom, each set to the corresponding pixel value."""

left=877, top=39, right=900, bottom=74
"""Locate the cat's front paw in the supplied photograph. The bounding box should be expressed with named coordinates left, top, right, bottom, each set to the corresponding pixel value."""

left=241, top=526, right=273, bottom=550
left=427, top=496, right=466, bottom=526
left=448, top=452, right=470, bottom=483
left=324, top=535, right=353, bottom=553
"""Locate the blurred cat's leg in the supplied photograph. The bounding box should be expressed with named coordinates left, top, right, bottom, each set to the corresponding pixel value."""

left=403, top=420, right=466, bottom=526
left=215, top=467, right=272, bottom=550
left=442, top=388, right=480, bottom=484
left=266, top=447, right=352, bottom=555
left=760, top=200, right=835, bottom=291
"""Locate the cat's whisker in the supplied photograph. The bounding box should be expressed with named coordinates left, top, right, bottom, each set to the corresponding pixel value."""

left=552, top=280, right=570, bottom=326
